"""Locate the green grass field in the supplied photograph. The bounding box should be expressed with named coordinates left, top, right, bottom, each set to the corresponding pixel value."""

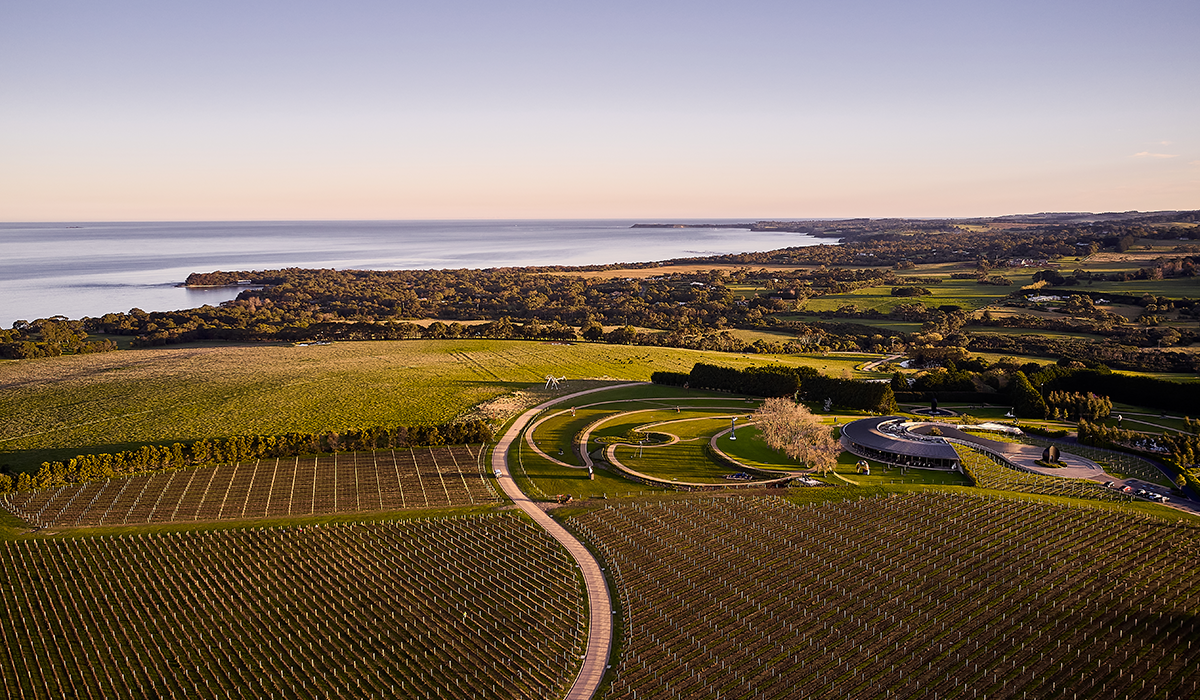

left=526, top=386, right=971, bottom=493
left=609, top=408, right=757, bottom=484
left=724, top=327, right=803, bottom=343
left=964, top=326, right=1103, bottom=341
left=800, top=275, right=1036, bottom=314
left=518, top=393, right=765, bottom=497
left=1063, top=277, right=1200, bottom=298
left=0, top=340, right=884, bottom=474
left=526, top=389, right=746, bottom=466
left=827, top=450, right=973, bottom=487
left=772, top=314, right=923, bottom=333
left=713, top=425, right=801, bottom=471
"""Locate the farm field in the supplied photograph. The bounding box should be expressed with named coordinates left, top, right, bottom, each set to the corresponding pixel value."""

left=724, top=327, right=803, bottom=344
left=0, top=514, right=585, bottom=700
left=799, top=276, right=1036, bottom=314
left=1, top=445, right=498, bottom=529
left=771, top=315, right=924, bottom=333
left=0, top=339, right=876, bottom=475
left=964, top=326, right=1102, bottom=341
left=1056, top=276, right=1200, bottom=298
left=569, top=494, right=1200, bottom=700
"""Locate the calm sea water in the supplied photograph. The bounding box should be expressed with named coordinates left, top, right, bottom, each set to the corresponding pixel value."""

left=0, top=220, right=830, bottom=326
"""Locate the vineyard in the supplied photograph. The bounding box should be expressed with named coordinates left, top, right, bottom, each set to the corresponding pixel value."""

left=1, top=445, right=499, bottom=528
left=570, top=494, right=1200, bottom=700
left=952, top=443, right=1130, bottom=502
left=0, top=514, right=585, bottom=699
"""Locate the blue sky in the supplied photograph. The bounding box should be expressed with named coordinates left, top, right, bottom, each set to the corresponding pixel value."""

left=1, top=0, right=1197, bottom=220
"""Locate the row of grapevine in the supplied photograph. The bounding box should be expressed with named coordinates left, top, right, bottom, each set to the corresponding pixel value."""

left=21, top=421, right=494, bottom=493
left=952, top=443, right=1129, bottom=501
left=570, top=494, right=1200, bottom=699
left=0, top=514, right=585, bottom=699
left=1, top=445, right=499, bottom=528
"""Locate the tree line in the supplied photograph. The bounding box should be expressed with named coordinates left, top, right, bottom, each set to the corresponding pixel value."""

left=673, top=217, right=1200, bottom=269
left=652, top=362, right=897, bottom=412
left=0, top=319, right=117, bottom=359
left=1030, top=366, right=1194, bottom=414
left=652, top=362, right=816, bottom=397
left=1045, top=391, right=1112, bottom=421
left=3, top=420, right=493, bottom=493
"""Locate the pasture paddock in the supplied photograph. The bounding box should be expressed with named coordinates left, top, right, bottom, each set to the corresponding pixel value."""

left=0, top=339, right=885, bottom=475
left=1, top=445, right=499, bottom=529
left=0, top=515, right=585, bottom=700
left=571, top=493, right=1200, bottom=700
left=798, top=275, right=1037, bottom=315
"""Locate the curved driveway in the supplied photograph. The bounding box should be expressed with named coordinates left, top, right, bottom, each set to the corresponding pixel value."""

left=491, top=383, right=642, bottom=700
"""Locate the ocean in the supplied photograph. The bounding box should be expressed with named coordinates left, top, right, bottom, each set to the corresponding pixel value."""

left=0, top=220, right=830, bottom=326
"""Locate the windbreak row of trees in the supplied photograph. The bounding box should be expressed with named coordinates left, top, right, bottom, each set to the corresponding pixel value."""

left=6, top=420, right=493, bottom=493
left=1031, top=366, right=1194, bottom=414
left=967, top=334, right=1200, bottom=373
left=799, top=375, right=897, bottom=412
left=651, top=362, right=814, bottom=398
left=652, top=362, right=897, bottom=412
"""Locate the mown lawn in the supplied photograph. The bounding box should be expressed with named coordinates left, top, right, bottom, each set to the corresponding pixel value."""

left=715, top=425, right=802, bottom=471
left=513, top=448, right=666, bottom=501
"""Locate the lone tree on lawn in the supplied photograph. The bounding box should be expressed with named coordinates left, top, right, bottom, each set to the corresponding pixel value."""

left=750, top=397, right=840, bottom=474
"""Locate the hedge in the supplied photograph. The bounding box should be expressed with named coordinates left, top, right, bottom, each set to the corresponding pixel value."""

left=800, top=376, right=897, bottom=413
left=684, top=363, right=816, bottom=397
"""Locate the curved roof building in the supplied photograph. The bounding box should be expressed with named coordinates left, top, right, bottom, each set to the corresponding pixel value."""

left=840, top=416, right=961, bottom=470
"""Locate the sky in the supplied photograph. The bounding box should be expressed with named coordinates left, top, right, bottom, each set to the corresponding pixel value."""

left=1, top=0, right=1197, bottom=221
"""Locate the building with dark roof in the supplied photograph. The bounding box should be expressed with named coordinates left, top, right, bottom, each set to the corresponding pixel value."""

left=840, top=416, right=961, bottom=470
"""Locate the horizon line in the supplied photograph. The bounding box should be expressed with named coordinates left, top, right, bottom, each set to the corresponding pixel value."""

left=2, top=209, right=1195, bottom=226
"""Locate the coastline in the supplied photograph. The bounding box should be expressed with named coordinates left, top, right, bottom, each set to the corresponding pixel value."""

left=1, top=220, right=826, bottom=326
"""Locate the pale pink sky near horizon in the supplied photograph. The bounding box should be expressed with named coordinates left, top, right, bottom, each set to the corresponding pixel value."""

left=1, top=0, right=1197, bottom=221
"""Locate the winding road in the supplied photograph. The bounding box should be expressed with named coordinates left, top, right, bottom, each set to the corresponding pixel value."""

left=491, top=384, right=644, bottom=700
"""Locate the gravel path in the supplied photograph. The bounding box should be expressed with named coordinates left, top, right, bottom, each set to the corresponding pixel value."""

left=492, top=384, right=643, bottom=699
